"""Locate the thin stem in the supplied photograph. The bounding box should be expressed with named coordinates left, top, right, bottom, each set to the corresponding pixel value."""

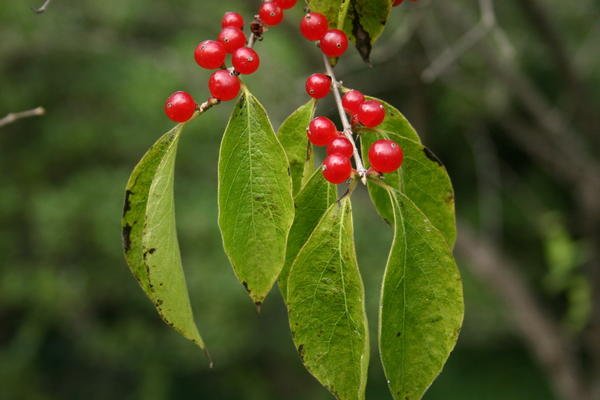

left=322, top=54, right=368, bottom=184
left=0, top=106, right=45, bottom=128
left=33, top=0, right=52, bottom=14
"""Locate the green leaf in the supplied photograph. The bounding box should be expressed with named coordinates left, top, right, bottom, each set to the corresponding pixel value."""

left=359, top=99, right=456, bottom=247
left=279, top=170, right=337, bottom=300
left=379, top=189, right=464, bottom=400
left=218, top=88, right=295, bottom=305
left=278, top=99, right=317, bottom=196
left=308, top=0, right=392, bottom=62
left=122, top=125, right=205, bottom=350
left=287, top=198, right=369, bottom=400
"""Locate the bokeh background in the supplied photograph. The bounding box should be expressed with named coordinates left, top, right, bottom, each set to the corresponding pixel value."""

left=1, top=1, right=599, bottom=399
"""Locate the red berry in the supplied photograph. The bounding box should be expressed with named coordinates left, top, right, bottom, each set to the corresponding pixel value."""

left=357, top=100, right=385, bottom=127
left=320, top=29, right=348, bottom=57
left=342, top=90, right=365, bottom=115
left=232, top=47, right=260, bottom=74
left=326, top=135, right=354, bottom=158
left=393, top=0, right=417, bottom=6
left=218, top=27, right=247, bottom=53
left=194, top=40, right=227, bottom=69
left=307, top=116, right=337, bottom=146
left=164, top=91, right=197, bottom=123
left=368, top=139, right=404, bottom=173
left=277, top=0, right=298, bottom=10
left=322, top=154, right=352, bottom=184
left=300, top=12, right=329, bottom=41
left=221, top=12, right=244, bottom=29
left=305, top=73, right=331, bottom=99
left=208, top=70, right=241, bottom=101
left=259, top=1, right=284, bottom=26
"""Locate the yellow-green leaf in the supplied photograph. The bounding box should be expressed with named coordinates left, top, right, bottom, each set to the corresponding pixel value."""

left=379, top=189, right=464, bottom=400
left=279, top=169, right=337, bottom=300
left=218, top=88, right=295, bottom=305
left=278, top=99, right=317, bottom=196
left=287, top=198, right=369, bottom=400
left=122, top=124, right=205, bottom=350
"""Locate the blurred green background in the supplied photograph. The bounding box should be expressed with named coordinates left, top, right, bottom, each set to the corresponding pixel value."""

left=1, top=1, right=598, bottom=399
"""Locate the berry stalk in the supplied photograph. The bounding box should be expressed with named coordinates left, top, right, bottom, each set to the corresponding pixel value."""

left=322, top=53, right=368, bottom=184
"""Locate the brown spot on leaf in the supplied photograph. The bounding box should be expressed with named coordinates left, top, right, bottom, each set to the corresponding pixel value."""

left=123, top=190, right=133, bottom=215
left=297, top=344, right=305, bottom=361
left=122, top=224, right=132, bottom=252
left=423, top=147, right=443, bottom=166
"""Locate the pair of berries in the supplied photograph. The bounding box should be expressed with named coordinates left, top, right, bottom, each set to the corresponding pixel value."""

left=300, top=12, right=349, bottom=58
left=306, top=116, right=354, bottom=184
left=322, top=138, right=405, bottom=183
left=342, top=89, right=386, bottom=128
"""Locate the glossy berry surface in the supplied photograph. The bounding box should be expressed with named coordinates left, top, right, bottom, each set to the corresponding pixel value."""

left=277, top=0, right=298, bottom=9
left=259, top=1, right=284, bottom=26
left=305, top=73, right=331, bottom=99
left=217, top=27, right=247, bottom=53
left=307, top=116, right=337, bottom=146
left=357, top=100, right=385, bottom=127
left=164, top=91, right=197, bottom=123
left=194, top=40, right=227, bottom=69
left=322, top=154, right=352, bottom=184
left=368, top=139, right=404, bottom=173
left=300, top=12, right=329, bottom=41
left=326, top=135, right=354, bottom=158
left=232, top=47, right=260, bottom=74
left=320, top=29, right=349, bottom=57
left=221, top=12, right=244, bottom=29
left=208, top=70, right=241, bottom=101
left=342, top=90, right=365, bottom=115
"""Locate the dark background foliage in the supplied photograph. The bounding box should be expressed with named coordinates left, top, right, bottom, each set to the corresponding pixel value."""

left=1, top=0, right=598, bottom=399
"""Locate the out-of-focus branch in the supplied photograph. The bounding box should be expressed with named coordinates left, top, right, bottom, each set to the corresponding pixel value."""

left=421, top=0, right=495, bottom=82
left=457, top=223, right=591, bottom=400
left=33, top=0, right=53, bottom=14
left=0, top=107, right=45, bottom=128
left=466, top=129, right=502, bottom=242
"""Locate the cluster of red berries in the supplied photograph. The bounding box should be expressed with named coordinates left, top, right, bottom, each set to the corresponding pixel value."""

left=306, top=85, right=402, bottom=184
left=164, top=1, right=298, bottom=123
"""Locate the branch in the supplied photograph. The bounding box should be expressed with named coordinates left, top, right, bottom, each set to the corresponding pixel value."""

left=33, top=0, right=53, bottom=14
left=457, top=223, right=591, bottom=400
left=322, top=54, right=368, bottom=184
left=0, top=107, right=45, bottom=128
left=422, top=0, right=495, bottom=82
